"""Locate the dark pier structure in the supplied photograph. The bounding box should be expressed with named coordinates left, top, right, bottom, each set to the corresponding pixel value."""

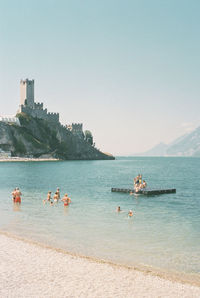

left=111, top=188, right=176, bottom=195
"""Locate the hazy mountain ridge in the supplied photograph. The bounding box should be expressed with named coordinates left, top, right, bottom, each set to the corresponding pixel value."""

left=136, top=126, right=200, bottom=157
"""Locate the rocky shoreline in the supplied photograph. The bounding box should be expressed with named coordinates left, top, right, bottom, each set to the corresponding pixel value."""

left=0, top=113, right=115, bottom=161
left=0, top=157, right=59, bottom=162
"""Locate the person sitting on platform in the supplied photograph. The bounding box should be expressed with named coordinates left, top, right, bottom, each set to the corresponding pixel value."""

left=142, top=180, right=147, bottom=188
left=134, top=175, right=139, bottom=189
left=135, top=185, right=140, bottom=193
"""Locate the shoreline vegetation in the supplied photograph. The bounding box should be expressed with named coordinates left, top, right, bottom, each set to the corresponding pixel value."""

left=0, top=231, right=200, bottom=298
left=0, top=113, right=115, bottom=160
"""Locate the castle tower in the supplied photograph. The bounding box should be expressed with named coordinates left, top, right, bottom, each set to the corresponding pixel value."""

left=20, top=79, right=34, bottom=108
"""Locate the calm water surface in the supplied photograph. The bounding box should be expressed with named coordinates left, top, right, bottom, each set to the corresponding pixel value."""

left=0, top=157, right=199, bottom=276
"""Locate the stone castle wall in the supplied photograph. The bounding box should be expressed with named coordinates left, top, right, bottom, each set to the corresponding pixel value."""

left=19, top=79, right=59, bottom=124
left=20, top=103, right=59, bottom=123
left=66, top=123, right=84, bottom=138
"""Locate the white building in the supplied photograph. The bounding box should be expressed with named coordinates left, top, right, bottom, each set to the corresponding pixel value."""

left=0, top=116, right=20, bottom=126
left=0, top=149, right=11, bottom=158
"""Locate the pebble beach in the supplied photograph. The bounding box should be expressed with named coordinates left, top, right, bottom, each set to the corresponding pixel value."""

left=0, top=233, right=200, bottom=298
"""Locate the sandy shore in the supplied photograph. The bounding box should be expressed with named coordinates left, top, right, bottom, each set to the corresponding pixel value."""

left=0, top=233, right=199, bottom=298
left=0, top=157, right=59, bottom=162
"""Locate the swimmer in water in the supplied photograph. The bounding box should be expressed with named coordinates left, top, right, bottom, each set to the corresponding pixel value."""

left=128, top=210, right=133, bottom=217
left=116, top=206, right=125, bottom=213
left=116, top=206, right=121, bottom=212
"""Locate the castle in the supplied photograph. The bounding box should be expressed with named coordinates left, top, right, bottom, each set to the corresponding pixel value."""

left=19, top=79, right=59, bottom=123
left=0, top=79, right=99, bottom=158
left=19, top=79, right=85, bottom=138
left=66, top=123, right=84, bottom=139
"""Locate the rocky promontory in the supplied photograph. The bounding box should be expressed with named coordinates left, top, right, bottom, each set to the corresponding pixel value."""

left=0, top=113, right=114, bottom=160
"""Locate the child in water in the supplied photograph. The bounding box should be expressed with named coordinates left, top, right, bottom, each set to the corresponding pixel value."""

left=11, top=188, right=16, bottom=202
left=43, top=191, right=52, bottom=204
left=54, top=192, right=59, bottom=202
left=128, top=210, right=133, bottom=217
left=47, top=191, right=52, bottom=201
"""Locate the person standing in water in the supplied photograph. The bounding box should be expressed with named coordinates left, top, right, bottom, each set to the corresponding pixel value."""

left=43, top=191, right=52, bottom=204
left=14, top=187, right=22, bottom=203
left=56, top=188, right=60, bottom=200
left=67, top=196, right=71, bottom=204
left=47, top=191, right=52, bottom=201
left=61, top=194, right=71, bottom=206
left=11, top=188, right=16, bottom=202
left=54, top=192, right=59, bottom=202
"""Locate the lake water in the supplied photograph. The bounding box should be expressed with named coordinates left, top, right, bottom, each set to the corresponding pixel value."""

left=0, top=157, right=199, bottom=278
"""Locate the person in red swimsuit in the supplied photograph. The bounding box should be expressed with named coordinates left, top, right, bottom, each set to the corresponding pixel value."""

left=61, top=194, right=71, bottom=206
left=14, top=187, right=22, bottom=203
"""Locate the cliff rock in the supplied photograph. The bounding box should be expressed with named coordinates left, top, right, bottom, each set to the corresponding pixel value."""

left=0, top=113, right=114, bottom=160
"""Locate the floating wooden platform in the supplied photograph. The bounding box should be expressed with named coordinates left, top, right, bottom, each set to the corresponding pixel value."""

left=111, top=188, right=176, bottom=195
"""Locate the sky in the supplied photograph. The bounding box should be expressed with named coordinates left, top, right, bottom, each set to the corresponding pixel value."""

left=0, top=0, right=200, bottom=155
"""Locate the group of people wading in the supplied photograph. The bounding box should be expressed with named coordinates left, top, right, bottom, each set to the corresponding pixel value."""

left=12, top=187, right=71, bottom=207
left=43, top=188, right=71, bottom=206
left=133, top=174, right=147, bottom=193
left=12, top=187, right=22, bottom=203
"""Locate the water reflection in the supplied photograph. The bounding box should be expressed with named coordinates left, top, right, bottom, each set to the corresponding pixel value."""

left=13, top=203, right=21, bottom=212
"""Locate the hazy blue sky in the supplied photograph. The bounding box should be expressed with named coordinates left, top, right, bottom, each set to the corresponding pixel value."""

left=0, top=0, right=200, bottom=155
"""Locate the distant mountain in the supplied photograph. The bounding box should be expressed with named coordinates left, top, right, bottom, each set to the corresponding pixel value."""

left=136, top=126, right=200, bottom=157
left=166, top=126, right=200, bottom=156
left=137, top=142, right=168, bottom=156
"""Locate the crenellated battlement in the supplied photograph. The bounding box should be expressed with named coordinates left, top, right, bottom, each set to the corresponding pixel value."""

left=34, top=102, right=43, bottom=110
left=66, top=123, right=84, bottom=139
left=18, top=79, right=59, bottom=123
